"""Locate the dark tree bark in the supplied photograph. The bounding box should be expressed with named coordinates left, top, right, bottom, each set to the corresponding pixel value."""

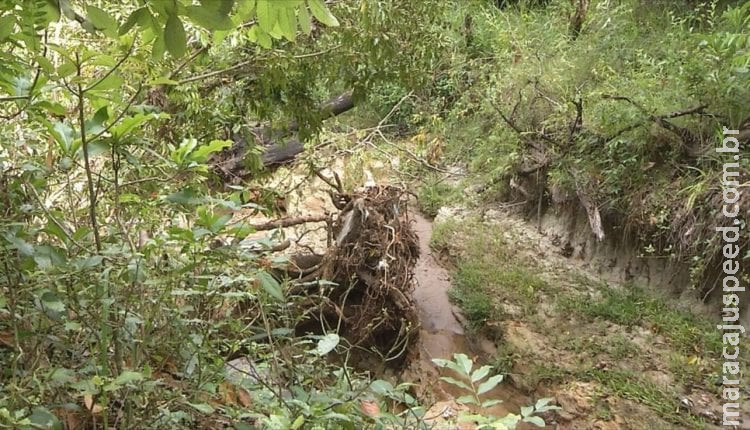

left=213, top=91, right=356, bottom=180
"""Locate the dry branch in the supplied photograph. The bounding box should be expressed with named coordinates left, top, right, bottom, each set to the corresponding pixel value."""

left=249, top=214, right=329, bottom=231
left=602, top=95, right=712, bottom=157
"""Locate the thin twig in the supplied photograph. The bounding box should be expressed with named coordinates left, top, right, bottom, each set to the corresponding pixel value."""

left=82, top=41, right=135, bottom=93
left=75, top=53, right=102, bottom=253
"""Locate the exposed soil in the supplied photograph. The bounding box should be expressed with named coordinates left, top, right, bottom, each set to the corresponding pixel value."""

left=406, top=212, right=535, bottom=429
left=431, top=204, right=750, bottom=429
left=232, top=148, right=749, bottom=429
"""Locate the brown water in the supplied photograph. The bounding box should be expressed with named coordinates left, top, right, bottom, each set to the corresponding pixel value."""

left=409, top=213, right=531, bottom=422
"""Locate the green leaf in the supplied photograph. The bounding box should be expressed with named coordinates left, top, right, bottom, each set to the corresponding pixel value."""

left=151, top=31, right=166, bottom=60
left=165, top=189, right=204, bottom=205
left=438, top=376, right=472, bottom=392
left=523, top=416, right=546, bottom=427
left=208, top=213, right=232, bottom=233
left=188, top=402, right=215, bottom=414
left=0, top=15, right=17, bottom=42
left=432, top=357, right=465, bottom=376
left=256, top=0, right=276, bottom=33
left=315, top=333, right=339, bottom=355
left=186, top=5, right=234, bottom=30
left=113, top=370, right=144, bottom=386
left=203, top=0, right=235, bottom=15
left=236, top=0, right=257, bottom=21
left=251, top=25, right=272, bottom=49
left=87, top=140, right=111, bottom=158
left=120, top=7, right=150, bottom=35
left=456, top=395, right=478, bottom=405
left=5, top=234, right=33, bottom=256
left=307, top=0, right=339, bottom=27
left=111, top=112, right=168, bottom=139
left=369, top=379, right=394, bottom=395
left=28, top=407, right=62, bottom=430
left=481, top=399, right=503, bottom=408
left=164, top=14, right=187, bottom=58
left=87, top=73, right=124, bottom=91
left=188, top=139, right=232, bottom=163
left=34, top=245, right=66, bottom=268
left=57, top=61, right=76, bottom=78
left=148, top=76, right=180, bottom=86
left=535, top=397, right=553, bottom=410
left=455, top=353, right=473, bottom=375
left=476, top=374, right=504, bottom=395
left=49, top=368, right=76, bottom=386
left=41, top=291, right=66, bottom=313
left=86, top=5, right=118, bottom=38
left=276, top=7, right=297, bottom=41
left=76, top=255, right=104, bottom=269
left=49, top=121, right=76, bottom=153
left=471, top=364, right=492, bottom=383
left=35, top=55, right=55, bottom=74
left=257, top=270, right=284, bottom=301
left=35, top=100, right=67, bottom=116
left=290, top=415, right=305, bottom=430
left=72, top=226, right=92, bottom=242
left=521, top=406, right=534, bottom=417
left=297, top=5, right=311, bottom=35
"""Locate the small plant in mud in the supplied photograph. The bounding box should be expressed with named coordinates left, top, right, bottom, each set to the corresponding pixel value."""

left=432, top=353, right=559, bottom=428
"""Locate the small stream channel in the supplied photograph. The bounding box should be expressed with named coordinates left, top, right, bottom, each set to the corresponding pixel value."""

left=409, top=213, right=532, bottom=422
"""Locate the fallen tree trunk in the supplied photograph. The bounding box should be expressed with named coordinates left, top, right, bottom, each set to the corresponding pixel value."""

left=213, top=91, right=355, bottom=180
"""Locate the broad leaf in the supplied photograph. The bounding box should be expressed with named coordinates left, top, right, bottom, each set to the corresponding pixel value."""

left=256, top=0, right=276, bottom=33
left=455, top=353, right=473, bottom=375
left=307, top=0, right=339, bottom=27
left=40, top=291, right=66, bottom=313
left=471, top=365, right=492, bottom=383
left=523, top=416, right=546, bottom=427
left=188, top=139, right=232, bottom=163
left=257, top=270, right=284, bottom=301
left=276, top=7, right=297, bottom=41
left=120, top=7, right=150, bottom=35
left=186, top=5, right=234, bottom=30
left=28, top=407, right=62, bottom=430
left=113, top=370, right=144, bottom=386
left=165, top=189, right=204, bottom=205
left=165, top=14, right=187, bottom=58
left=369, top=379, right=394, bottom=395
left=476, top=374, right=504, bottom=395
left=438, top=376, right=472, bottom=392
left=0, top=15, right=16, bottom=42
left=86, top=5, right=119, bottom=37
left=315, top=333, right=339, bottom=355
left=297, top=5, right=312, bottom=35
left=188, top=402, right=215, bottom=414
left=456, top=395, right=478, bottom=405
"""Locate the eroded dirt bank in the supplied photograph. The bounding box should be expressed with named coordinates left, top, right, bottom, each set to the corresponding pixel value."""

left=430, top=204, right=750, bottom=429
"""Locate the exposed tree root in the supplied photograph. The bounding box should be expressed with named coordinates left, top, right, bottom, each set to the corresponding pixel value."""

left=276, top=185, right=421, bottom=367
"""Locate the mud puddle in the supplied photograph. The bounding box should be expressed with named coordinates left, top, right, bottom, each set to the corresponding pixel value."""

left=409, top=212, right=533, bottom=425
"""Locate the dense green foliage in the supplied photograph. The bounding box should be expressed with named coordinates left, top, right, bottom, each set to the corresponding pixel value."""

left=411, top=0, right=749, bottom=291
left=0, top=1, right=452, bottom=428
left=1, top=0, right=749, bottom=428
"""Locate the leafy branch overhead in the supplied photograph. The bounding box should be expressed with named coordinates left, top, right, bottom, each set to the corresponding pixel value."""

left=45, top=0, right=340, bottom=58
